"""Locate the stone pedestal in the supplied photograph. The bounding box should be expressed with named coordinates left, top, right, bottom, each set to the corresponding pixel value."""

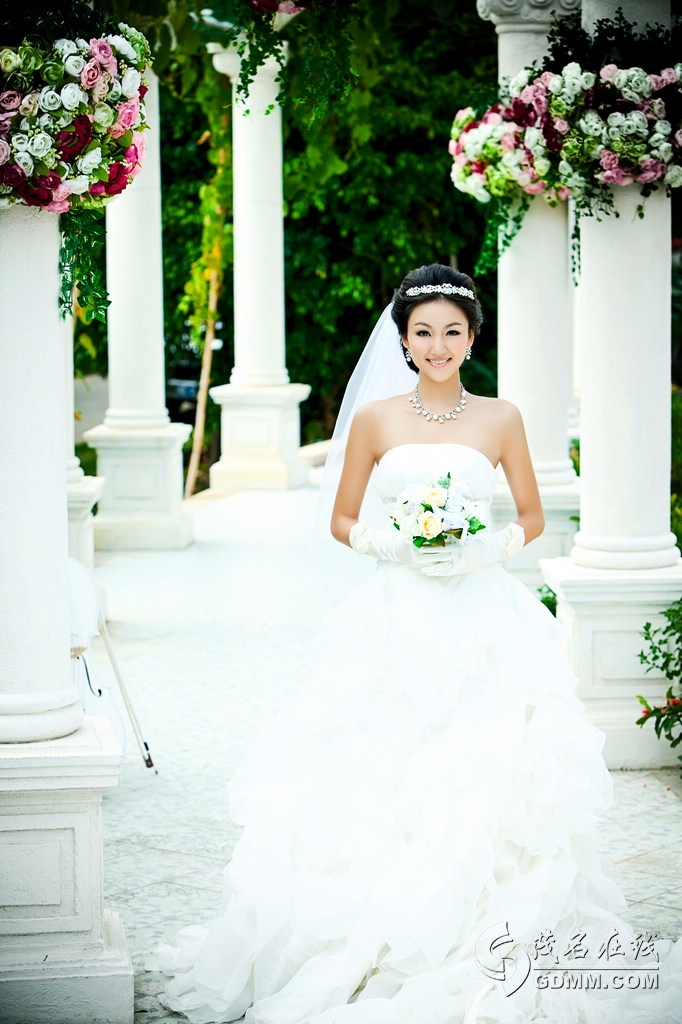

left=0, top=717, right=132, bottom=1024
left=208, top=44, right=310, bottom=490
left=84, top=73, right=193, bottom=547
left=209, top=383, right=311, bottom=491
left=541, top=560, right=682, bottom=769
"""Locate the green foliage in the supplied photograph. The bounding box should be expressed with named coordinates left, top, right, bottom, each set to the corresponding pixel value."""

left=59, top=210, right=109, bottom=323
left=537, top=585, right=557, bottom=616
left=637, top=598, right=682, bottom=772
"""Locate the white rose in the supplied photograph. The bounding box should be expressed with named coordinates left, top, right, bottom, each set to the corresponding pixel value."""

left=39, top=86, right=62, bottom=112
left=77, top=147, right=102, bottom=175
left=653, top=141, right=673, bottom=162
left=558, top=160, right=573, bottom=177
left=525, top=126, right=541, bottom=149
left=509, top=68, right=530, bottom=95
left=27, top=132, right=53, bottom=158
left=629, top=110, right=649, bottom=135
left=75, top=38, right=89, bottom=52
left=64, top=54, right=86, bottom=77
left=120, top=67, right=141, bottom=98
left=607, top=111, right=625, bottom=128
left=61, top=83, right=86, bottom=110
left=19, top=90, right=40, bottom=116
left=19, top=116, right=31, bottom=131
left=108, top=78, right=122, bottom=102
left=664, top=165, right=682, bottom=187
left=11, top=133, right=29, bottom=152
left=581, top=72, right=596, bottom=89
left=675, top=64, right=682, bottom=81
left=66, top=174, right=90, bottom=194
left=93, top=102, right=116, bottom=127
left=53, top=38, right=78, bottom=58
left=0, top=47, right=21, bottom=73
left=563, top=62, right=582, bottom=82
left=37, top=113, right=54, bottom=127
left=652, top=119, right=672, bottom=137
left=607, top=125, right=622, bottom=141
left=14, top=150, right=34, bottom=176
left=547, top=75, right=563, bottom=95
left=0, top=195, right=14, bottom=208
left=620, top=117, right=638, bottom=136
left=534, top=156, right=551, bottom=177
left=56, top=109, right=72, bottom=127
left=107, top=33, right=137, bottom=63
left=423, top=486, right=448, bottom=509
left=579, top=110, right=604, bottom=137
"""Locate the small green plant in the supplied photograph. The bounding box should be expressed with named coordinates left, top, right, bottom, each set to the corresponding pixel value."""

left=537, top=585, right=557, bottom=617
left=637, top=596, right=682, bottom=774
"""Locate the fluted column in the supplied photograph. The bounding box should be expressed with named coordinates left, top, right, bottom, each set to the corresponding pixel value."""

left=208, top=44, right=310, bottom=491
left=84, top=72, right=193, bottom=544
left=478, top=0, right=581, bottom=587
left=541, top=0, right=682, bottom=769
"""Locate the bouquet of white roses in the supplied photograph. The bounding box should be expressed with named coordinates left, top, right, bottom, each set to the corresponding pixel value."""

left=390, top=473, right=486, bottom=548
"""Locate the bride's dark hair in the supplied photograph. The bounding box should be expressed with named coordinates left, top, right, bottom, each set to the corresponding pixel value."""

left=391, top=264, right=483, bottom=374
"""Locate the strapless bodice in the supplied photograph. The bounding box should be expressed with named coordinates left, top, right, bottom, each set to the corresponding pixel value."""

left=374, top=442, right=498, bottom=526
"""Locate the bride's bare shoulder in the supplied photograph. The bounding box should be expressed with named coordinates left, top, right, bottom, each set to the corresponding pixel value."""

left=352, top=394, right=411, bottom=426
left=469, top=394, right=522, bottom=423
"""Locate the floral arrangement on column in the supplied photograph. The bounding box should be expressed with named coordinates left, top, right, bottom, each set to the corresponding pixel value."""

left=448, top=11, right=682, bottom=272
left=0, top=23, right=152, bottom=320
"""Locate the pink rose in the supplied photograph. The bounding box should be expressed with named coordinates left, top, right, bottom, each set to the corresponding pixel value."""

left=89, top=38, right=117, bottom=75
left=0, top=138, right=9, bottom=165
left=109, top=96, right=139, bottom=138
left=448, top=138, right=457, bottom=157
left=539, top=71, right=557, bottom=87
left=500, top=132, right=516, bottom=152
left=45, top=198, right=71, bottom=213
left=649, top=74, right=665, bottom=92
left=81, top=58, right=102, bottom=90
left=600, top=149, right=619, bottom=170
left=453, top=153, right=467, bottom=169
left=89, top=181, right=106, bottom=195
left=0, top=90, right=21, bottom=110
left=636, top=158, right=666, bottom=183
left=524, top=181, right=546, bottom=194
left=52, top=182, right=71, bottom=200
left=557, top=186, right=571, bottom=200
left=660, top=67, right=678, bottom=85
left=554, top=118, right=570, bottom=134
left=674, top=129, right=682, bottom=148
left=600, top=64, right=619, bottom=83
left=0, top=111, right=15, bottom=137
left=482, top=110, right=502, bottom=125
left=601, top=166, right=634, bottom=186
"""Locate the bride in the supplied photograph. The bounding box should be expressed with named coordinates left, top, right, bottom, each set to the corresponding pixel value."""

left=155, top=263, right=682, bottom=1023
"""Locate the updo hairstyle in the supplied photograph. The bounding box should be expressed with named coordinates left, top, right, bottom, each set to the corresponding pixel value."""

left=391, top=264, right=483, bottom=374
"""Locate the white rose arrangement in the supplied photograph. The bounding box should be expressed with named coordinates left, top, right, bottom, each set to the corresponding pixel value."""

left=390, top=473, right=486, bottom=548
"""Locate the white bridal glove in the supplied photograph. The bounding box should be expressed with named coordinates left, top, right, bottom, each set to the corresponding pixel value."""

left=349, top=522, right=445, bottom=571
left=419, top=522, right=526, bottom=577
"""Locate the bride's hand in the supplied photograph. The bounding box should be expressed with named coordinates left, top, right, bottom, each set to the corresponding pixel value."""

left=419, top=522, right=525, bottom=577
left=349, top=522, right=446, bottom=570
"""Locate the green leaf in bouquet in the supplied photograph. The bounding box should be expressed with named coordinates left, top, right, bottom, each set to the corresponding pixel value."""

left=119, top=129, right=133, bottom=149
left=438, top=473, right=451, bottom=488
left=421, top=502, right=434, bottom=513
left=467, top=517, right=486, bottom=535
left=413, top=537, right=426, bottom=548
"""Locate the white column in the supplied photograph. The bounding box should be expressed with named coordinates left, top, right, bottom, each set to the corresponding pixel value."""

left=0, top=206, right=132, bottom=1022
left=478, top=0, right=581, bottom=587
left=84, top=72, right=193, bottom=545
left=0, top=207, right=83, bottom=744
left=540, top=0, right=682, bottom=768
left=65, top=317, right=104, bottom=569
left=208, top=45, right=310, bottom=491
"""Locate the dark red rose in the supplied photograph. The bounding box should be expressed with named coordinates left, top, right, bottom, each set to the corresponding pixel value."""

left=56, top=114, right=93, bottom=161
left=36, top=171, right=61, bottom=190
left=18, top=183, right=52, bottom=206
left=89, top=181, right=106, bottom=195
left=539, top=112, right=563, bottom=153
left=139, top=83, right=148, bottom=100
left=104, top=161, right=129, bottom=196
left=2, top=163, right=26, bottom=188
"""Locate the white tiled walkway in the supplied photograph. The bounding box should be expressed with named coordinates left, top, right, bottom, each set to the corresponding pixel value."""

left=88, top=486, right=682, bottom=1023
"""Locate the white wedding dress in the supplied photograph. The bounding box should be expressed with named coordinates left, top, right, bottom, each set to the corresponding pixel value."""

left=156, top=443, right=682, bottom=1023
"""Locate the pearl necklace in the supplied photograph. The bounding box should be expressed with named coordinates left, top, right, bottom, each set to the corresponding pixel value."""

left=410, top=382, right=467, bottom=423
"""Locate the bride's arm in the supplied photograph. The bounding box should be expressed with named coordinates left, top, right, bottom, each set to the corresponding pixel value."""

left=330, top=405, right=380, bottom=546
left=498, top=402, right=545, bottom=545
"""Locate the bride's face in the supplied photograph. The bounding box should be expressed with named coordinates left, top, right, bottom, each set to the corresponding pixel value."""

left=403, top=299, right=473, bottom=382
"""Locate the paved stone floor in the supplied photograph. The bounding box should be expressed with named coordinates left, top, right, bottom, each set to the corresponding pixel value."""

left=88, top=485, right=682, bottom=1024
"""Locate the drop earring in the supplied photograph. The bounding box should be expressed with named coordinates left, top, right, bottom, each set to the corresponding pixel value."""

left=465, top=346, right=472, bottom=361
left=405, top=348, right=413, bottom=362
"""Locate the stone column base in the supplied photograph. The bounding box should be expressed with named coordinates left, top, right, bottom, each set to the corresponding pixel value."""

left=83, top=422, right=193, bottom=550
left=209, top=382, right=311, bottom=491
left=540, top=556, right=682, bottom=769
left=0, top=716, right=133, bottom=1024
left=67, top=475, right=105, bottom=569
left=492, top=479, right=580, bottom=588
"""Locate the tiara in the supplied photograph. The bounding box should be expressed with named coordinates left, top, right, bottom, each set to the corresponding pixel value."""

left=405, top=284, right=475, bottom=299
